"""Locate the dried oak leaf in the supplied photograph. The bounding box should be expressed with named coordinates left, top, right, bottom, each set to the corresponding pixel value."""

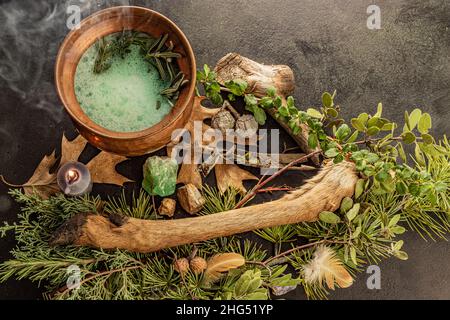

left=203, top=253, right=246, bottom=285
left=1, top=134, right=132, bottom=199
left=86, top=151, right=132, bottom=186
left=215, top=164, right=258, bottom=195
left=0, top=151, right=60, bottom=199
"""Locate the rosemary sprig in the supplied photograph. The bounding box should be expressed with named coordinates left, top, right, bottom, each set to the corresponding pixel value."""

left=93, top=38, right=114, bottom=74
left=92, top=31, right=187, bottom=104
left=144, top=34, right=182, bottom=81
left=160, top=72, right=189, bottom=101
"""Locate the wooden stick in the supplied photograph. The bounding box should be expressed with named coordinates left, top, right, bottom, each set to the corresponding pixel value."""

left=50, top=161, right=358, bottom=253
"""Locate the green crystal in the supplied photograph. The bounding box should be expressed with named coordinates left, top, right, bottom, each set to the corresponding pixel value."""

left=142, top=156, right=178, bottom=197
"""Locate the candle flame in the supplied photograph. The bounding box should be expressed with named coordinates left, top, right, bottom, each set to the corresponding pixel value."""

left=66, top=169, right=80, bottom=184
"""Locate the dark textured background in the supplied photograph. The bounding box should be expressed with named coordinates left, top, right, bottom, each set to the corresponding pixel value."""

left=0, top=0, right=449, bottom=299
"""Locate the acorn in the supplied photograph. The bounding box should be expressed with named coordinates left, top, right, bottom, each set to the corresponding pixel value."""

left=189, top=256, right=208, bottom=274
left=173, top=258, right=190, bottom=274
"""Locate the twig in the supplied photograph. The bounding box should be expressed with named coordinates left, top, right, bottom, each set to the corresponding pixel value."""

left=234, top=150, right=322, bottom=209
left=246, top=261, right=272, bottom=276
left=282, top=145, right=301, bottom=154
left=352, top=136, right=403, bottom=145
left=223, top=101, right=241, bottom=119
left=256, top=187, right=293, bottom=194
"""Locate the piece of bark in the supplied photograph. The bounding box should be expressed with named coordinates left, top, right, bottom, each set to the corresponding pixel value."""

left=177, top=183, right=206, bottom=214
left=214, top=53, right=321, bottom=165
left=158, top=198, right=177, bottom=217
left=50, top=161, right=358, bottom=253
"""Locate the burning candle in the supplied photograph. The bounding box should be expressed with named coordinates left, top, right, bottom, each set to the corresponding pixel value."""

left=57, top=161, right=93, bottom=196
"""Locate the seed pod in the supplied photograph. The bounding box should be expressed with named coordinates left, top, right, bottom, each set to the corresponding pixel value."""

left=189, top=256, right=208, bottom=274
left=174, top=258, right=190, bottom=274
left=211, top=109, right=236, bottom=134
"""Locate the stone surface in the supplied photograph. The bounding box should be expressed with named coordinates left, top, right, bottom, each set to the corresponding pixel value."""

left=177, top=183, right=206, bottom=214
left=158, top=198, right=176, bottom=217
left=0, top=0, right=449, bottom=299
left=142, top=156, right=178, bottom=197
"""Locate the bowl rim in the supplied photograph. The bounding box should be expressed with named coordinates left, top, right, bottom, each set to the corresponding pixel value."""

left=55, top=5, right=196, bottom=140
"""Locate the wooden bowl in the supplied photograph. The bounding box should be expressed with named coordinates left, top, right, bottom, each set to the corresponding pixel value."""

left=55, top=6, right=196, bottom=156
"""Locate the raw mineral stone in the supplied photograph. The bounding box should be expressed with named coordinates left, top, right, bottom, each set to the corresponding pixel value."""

left=158, top=198, right=177, bottom=217
left=177, top=183, right=205, bottom=214
left=142, top=156, right=178, bottom=197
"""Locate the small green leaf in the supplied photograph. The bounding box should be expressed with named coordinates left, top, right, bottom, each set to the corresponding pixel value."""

left=277, top=106, right=289, bottom=117
left=367, top=116, right=380, bottom=128
left=367, top=126, right=380, bottom=136
left=414, top=143, right=426, bottom=166
left=326, top=108, right=338, bottom=118
left=322, top=92, right=333, bottom=107
left=259, top=97, right=273, bottom=109
left=394, top=251, right=408, bottom=260
left=381, top=123, right=396, bottom=131
left=409, top=108, right=422, bottom=130
left=325, top=148, right=339, bottom=158
left=351, top=118, right=366, bottom=132
left=350, top=247, right=357, bottom=265
left=273, top=96, right=282, bottom=108
left=421, top=133, right=433, bottom=144
left=358, top=113, right=369, bottom=125
left=346, top=203, right=360, bottom=222
left=319, top=211, right=341, bottom=224
left=251, top=106, right=267, bottom=125
left=388, top=214, right=401, bottom=227
left=404, top=111, right=411, bottom=131
left=244, top=94, right=258, bottom=106
left=203, top=64, right=210, bottom=75
left=335, top=124, right=351, bottom=141
left=225, top=79, right=248, bottom=96
left=375, top=102, right=383, bottom=117
left=266, top=86, right=276, bottom=97
left=401, top=132, right=416, bottom=144
left=355, top=179, right=365, bottom=199
left=394, top=240, right=404, bottom=251
left=391, top=226, right=406, bottom=235
left=398, top=143, right=407, bottom=162
left=418, top=113, right=432, bottom=134
left=308, top=133, right=318, bottom=149
left=340, top=197, right=354, bottom=213
left=352, top=226, right=362, bottom=239
left=345, top=131, right=359, bottom=144
left=287, top=96, right=295, bottom=108
left=306, top=108, right=323, bottom=119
